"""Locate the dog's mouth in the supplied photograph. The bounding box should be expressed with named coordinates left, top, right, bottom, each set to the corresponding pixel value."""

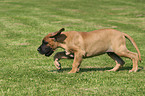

left=45, top=50, right=54, bottom=57
left=37, top=46, right=54, bottom=57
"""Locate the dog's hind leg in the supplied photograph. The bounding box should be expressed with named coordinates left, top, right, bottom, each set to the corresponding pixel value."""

left=107, top=52, right=125, bottom=71
left=54, top=51, right=74, bottom=70
left=115, top=50, right=139, bottom=72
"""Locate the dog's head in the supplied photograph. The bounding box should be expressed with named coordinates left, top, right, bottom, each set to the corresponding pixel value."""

left=37, top=28, right=66, bottom=57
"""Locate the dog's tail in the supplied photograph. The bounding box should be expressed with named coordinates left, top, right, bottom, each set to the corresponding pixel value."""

left=123, top=33, right=141, bottom=62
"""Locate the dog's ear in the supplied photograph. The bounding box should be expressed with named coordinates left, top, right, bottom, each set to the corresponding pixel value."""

left=54, top=34, right=67, bottom=42
left=49, top=28, right=65, bottom=38
left=49, top=28, right=66, bottom=42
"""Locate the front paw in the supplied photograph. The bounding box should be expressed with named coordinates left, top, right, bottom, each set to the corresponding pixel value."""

left=68, top=68, right=79, bottom=73
left=54, top=61, right=61, bottom=70
left=68, top=70, right=76, bottom=73
left=129, top=68, right=138, bottom=73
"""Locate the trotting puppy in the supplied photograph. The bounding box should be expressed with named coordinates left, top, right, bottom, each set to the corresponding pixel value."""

left=37, top=28, right=141, bottom=73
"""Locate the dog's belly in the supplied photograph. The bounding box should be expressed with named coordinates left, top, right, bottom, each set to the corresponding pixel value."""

left=85, top=48, right=108, bottom=57
left=84, top=40, right=111, bottom=57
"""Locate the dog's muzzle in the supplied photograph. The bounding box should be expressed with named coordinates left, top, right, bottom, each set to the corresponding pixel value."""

left=37, top=46, right=54, bottom=57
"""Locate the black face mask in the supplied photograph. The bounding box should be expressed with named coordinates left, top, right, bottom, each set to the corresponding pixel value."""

left=37, top=43, right=54, bottom=57
left=44, top=47, right=54, bottom=57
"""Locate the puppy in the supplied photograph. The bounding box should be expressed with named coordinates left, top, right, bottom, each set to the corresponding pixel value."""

left=38, top=28, right=141, bottom=73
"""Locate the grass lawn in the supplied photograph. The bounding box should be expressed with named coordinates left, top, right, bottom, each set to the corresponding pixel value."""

left=0, top=0, right=145, bottom=95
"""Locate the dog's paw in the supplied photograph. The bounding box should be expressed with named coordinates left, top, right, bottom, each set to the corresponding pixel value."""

left=106, top=69, right=116, bottom=72
left=129, top=69, right=138, bottom=73
left=68, top=70, right=77, bottom=73
left=54, top=59, right=61, bottom=70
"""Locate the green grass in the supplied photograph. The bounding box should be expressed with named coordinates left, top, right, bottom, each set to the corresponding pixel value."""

left=0, top=0, right=145, bottom=95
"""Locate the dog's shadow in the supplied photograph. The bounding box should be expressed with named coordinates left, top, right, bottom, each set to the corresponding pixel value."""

left=48, top=66, right=143, bottom=73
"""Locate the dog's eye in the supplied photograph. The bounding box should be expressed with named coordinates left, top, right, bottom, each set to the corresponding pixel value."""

left=42, top=40, right=48, bottom=44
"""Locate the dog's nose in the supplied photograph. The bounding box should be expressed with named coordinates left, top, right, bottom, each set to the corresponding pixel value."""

left=37, top=48, right=40, bottom=51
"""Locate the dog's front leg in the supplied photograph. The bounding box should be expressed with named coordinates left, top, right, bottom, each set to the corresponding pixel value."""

left=54, top=51, right=74, bottom=70
left=69, top=52, right=83, bottom=73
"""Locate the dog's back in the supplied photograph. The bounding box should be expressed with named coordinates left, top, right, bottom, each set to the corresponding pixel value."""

left=77, top=29, right=124, bottom=57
